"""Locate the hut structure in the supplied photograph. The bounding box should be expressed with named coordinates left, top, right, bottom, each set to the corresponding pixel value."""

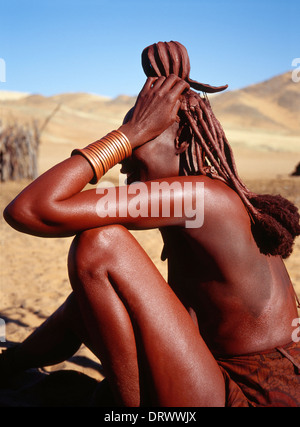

left=0, top=120, right=40, bottom=182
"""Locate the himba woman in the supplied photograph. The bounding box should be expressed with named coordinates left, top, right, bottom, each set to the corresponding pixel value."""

left=1, top=42, right=300, bottom=407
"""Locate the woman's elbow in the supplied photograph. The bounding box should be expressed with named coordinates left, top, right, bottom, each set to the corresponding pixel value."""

left=3, top=196, right=55, bottom=236
left=3, top=198, right=36, bottom=233
left=3, top=199, right=73, bottom=237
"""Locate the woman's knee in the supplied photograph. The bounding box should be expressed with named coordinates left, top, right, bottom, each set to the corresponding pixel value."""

left=68, top=225, right=130, bottom=280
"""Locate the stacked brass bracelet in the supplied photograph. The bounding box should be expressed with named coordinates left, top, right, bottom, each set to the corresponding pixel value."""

left=71, top=130, right=132, bottom=184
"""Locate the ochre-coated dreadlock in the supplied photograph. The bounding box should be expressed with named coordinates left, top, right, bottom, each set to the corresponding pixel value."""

left=142, top=41, right=300, bottom=259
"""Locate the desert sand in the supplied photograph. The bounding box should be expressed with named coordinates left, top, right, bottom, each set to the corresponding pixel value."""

left=0, top=71, right=299, bottom=403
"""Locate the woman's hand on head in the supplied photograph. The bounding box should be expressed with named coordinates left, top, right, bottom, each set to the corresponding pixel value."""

left=119, top=75, right=189, bottom=149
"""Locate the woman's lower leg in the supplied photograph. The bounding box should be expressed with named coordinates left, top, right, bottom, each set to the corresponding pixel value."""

left=1, top=293, right=86, bottom=373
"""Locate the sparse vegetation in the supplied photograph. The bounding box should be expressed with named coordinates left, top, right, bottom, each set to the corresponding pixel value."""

left=0, top=120, right=40, bottom=182
left=0, top=103, right=60, bottom=182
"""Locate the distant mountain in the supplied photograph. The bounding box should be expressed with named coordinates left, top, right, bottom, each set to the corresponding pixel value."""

left=0, top=90, right=30, bottom=101
left=0, top=72, right=299, bottom=150
left=210, top=71, right=300, bottom=134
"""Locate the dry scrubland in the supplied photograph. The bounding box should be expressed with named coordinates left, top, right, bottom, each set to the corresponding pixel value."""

left=0, top=71, right=299, bottom=381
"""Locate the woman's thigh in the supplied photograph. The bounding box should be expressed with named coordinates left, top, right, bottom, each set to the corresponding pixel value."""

left=69, top=225, right=226, bottom=406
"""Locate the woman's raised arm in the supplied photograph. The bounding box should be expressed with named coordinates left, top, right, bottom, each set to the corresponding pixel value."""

left=3, top=76, right=190, bottom=237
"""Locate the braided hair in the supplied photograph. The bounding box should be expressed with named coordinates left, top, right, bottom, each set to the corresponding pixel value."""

left=142, top=41, right=300, bottom=258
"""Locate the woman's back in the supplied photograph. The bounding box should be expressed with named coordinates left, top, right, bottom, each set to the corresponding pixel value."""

left=161, top=176, right=298, bottom=356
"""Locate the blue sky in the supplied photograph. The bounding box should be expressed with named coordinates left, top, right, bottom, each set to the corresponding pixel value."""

left=0, top=0, right=299, bottom=98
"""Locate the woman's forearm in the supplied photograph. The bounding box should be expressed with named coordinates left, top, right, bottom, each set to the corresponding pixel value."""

left=3, top=76, right=189, bottom=237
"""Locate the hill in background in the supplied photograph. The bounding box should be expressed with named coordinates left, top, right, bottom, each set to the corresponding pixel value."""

left=210, top=71, right=300, bottom=134
left=0, top=71, right=299, bottom=179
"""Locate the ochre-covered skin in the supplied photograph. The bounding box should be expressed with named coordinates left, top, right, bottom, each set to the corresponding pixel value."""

left=2, top=47, right=300, bottom=407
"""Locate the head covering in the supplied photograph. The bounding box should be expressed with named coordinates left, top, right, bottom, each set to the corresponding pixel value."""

left=141, top=41, right=228, bottom=94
